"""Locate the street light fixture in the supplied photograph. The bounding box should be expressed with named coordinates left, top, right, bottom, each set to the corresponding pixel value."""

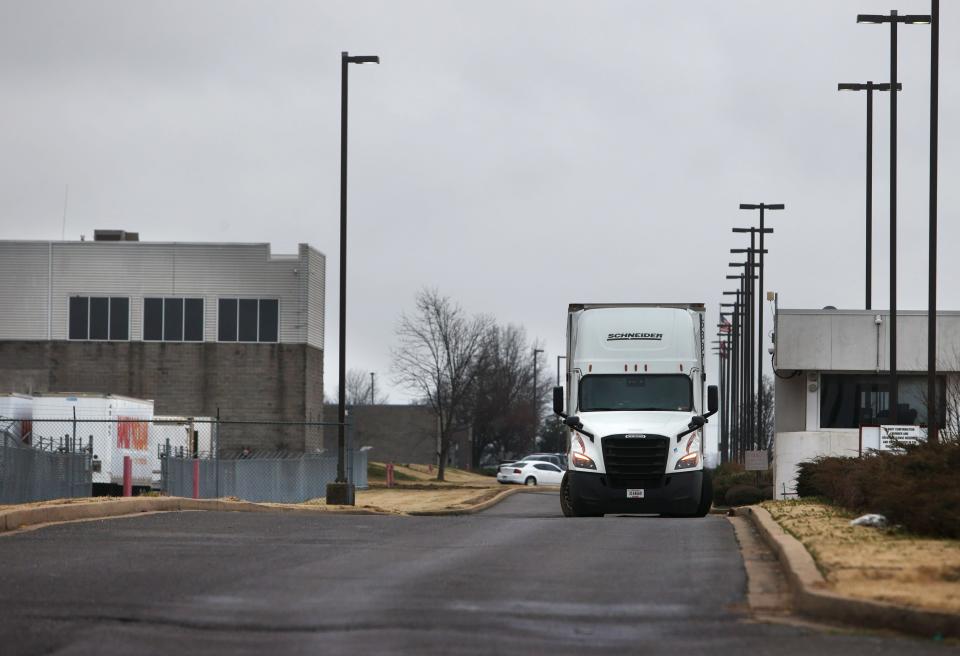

left=857, top=10, right=931, bottom=425
left=838, top=82, right=901, bottom=310
left=329, top=51, right=380, bottom=507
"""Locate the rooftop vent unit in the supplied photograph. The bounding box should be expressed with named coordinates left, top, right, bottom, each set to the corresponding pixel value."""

left=93, top=230, right=139, bottom=242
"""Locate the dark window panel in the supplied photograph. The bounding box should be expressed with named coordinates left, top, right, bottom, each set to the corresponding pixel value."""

left=184, top=298, right=204, bottom=341
left=218, top=299, right=237, bottom=342
left=258, top=299, right=278, bottom=342
left=143, top=298, right=164, bottom=341
left=238, top=299, right=258, bottom=342
left=820, top=374, right=947, bottom=428
left=89, top=297, right=109, bottom=340
left=164, top=298, right=184, bottom=341
left=109, top=298, right=129, bottom=340
left=69, top=297, right=88, bottom=340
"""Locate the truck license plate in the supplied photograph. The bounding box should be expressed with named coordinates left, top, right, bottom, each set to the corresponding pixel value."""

left=626, top=489, right=645, bottom=499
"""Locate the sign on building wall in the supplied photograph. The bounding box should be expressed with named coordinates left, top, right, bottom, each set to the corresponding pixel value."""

left=744, top=450, right=768, bottom=471
left=879, top=425, right=927, bottom=452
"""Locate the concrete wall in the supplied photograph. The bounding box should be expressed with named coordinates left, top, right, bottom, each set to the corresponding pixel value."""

left=0, top=240, right=325, bottom=349
left=322, top=404, right=471, bottom=468
left=774, top=374, right=806, bottom=433
left=776, top=309, right=960, bottom=373
left=773, top=430, right=860, bottom=500
left=0, top=341, right=323, bottom=453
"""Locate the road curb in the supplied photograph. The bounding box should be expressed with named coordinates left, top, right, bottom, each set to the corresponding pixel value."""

left=0, top=486, right=534, bottom=533
left=407, top=486, right=538, bottom=516
left=0, top=497, right=387, bottom=533
left=737, top=505, right=960, bottom=638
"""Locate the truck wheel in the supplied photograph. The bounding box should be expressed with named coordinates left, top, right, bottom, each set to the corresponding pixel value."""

left=524, top=476, right=537, bottom=486
left=560, top=473, right=603, bottom=517
left=693, top=470, right=713, bottom=517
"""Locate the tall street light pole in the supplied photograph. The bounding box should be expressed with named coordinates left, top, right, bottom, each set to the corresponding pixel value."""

left=838, top=83, right=901, bottom=310
left=329, top=51, right=380, bottom=507
left=927, top=1, right=939, bottom=442
left=857, top=11, right=928, bottom=424
left=533, top=348, right=544, bottom=451
left=729, top=264, right=752, bottom=449
left=722, top=299, right=740, bottom=461
left=738, top=205, right=783, bottom=449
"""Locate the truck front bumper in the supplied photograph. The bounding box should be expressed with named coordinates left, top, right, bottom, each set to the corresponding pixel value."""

left=567, top=470, right=702, bottom=516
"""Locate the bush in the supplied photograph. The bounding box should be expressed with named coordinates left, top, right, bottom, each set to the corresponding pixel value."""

left=711, top=462, right=769, bottom=506
left=725, top=484, right=765, bottom=506
left=796, top=442, right=960, bottom=539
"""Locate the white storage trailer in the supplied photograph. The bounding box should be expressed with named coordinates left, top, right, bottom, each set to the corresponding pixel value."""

left=0, top=393, right=34, bottom=443
left=31, top=394, right=155, bottom=489
left=553, top=304, right=718, bottom=517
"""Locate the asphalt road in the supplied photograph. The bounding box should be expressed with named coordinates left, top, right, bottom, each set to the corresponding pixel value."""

left=0, top=492, right=948, bottom=655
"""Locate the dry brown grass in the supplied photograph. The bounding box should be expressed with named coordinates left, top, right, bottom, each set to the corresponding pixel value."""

left=764, top=499, right=960, bottom=613
left=385, top=463, right=496, bottom=486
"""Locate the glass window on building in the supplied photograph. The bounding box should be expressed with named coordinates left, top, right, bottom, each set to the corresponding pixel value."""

left=820, top=374, right=945, bottom=428
left=217, top=298, right=278, bottom=343
left=68, top=296, right=129, bottom=341
left=143, top=298, right=203, bottom=342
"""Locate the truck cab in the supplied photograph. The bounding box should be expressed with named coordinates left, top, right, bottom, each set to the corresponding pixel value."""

left=553, top=304, right=717, bottom=517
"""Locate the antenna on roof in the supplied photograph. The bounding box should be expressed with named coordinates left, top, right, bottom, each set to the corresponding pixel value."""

left=60, top=184, right=69, bottom=241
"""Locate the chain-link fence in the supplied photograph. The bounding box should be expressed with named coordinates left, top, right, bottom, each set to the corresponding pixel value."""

left=161, top=421, right=368, bottom=502
left=0, top=431, right=92, bottom=504
left=4, top=417, right=367, bottom=504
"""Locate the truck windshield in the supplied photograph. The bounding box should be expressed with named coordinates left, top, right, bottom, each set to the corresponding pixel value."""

left=578, top=374, right=692, bottom=412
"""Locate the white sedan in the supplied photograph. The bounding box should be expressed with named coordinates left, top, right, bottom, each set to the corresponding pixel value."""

left=496, top=461, right=565, bottom=486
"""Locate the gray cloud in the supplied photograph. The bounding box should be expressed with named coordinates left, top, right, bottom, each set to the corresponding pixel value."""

left=1, top=1, right=956, bottom=444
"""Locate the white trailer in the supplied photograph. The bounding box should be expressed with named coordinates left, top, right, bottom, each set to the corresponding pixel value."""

left=31, top=394, right=155, bottom=489
left=553, top=303, right=718, bottom=517
left=0, top=393, right=34, bottom=443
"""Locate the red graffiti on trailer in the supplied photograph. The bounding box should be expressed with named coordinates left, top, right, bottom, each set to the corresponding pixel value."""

left=117, top=417, right=149, bottom=451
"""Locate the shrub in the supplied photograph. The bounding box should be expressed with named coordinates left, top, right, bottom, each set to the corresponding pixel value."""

left=725, top=484, right=765, bottom=506
left=796, top=442, right=960, bottom=539
left=712, top=462, right=753, bottom=505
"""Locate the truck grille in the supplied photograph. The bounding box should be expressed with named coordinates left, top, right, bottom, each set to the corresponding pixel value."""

left=602, top=434, right=669, bottom=489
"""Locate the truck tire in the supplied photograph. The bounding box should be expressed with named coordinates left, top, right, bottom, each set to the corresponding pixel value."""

left=560, top=473, right=603, bottom=517
left=693, top=470, right=713, bottom=517
left=524, top=476, right=537, bottom=486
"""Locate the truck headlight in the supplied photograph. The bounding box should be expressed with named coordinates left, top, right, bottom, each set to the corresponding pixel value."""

left=674, top=433, right=701, bottom=470
left=571, top=452, right=596, bottom=470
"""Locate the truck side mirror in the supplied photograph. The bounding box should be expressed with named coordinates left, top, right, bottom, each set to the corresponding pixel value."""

left=552, top=386, right=565, bottom=417
left=707, top=385, right=719, bottom=414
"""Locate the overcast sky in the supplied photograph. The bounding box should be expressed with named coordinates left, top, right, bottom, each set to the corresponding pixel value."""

left=1, top=1, right=957, bottom=451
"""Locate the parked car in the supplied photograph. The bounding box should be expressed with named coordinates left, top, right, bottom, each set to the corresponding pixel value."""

left=497, top=453, right=565, bottom=473
left=496, top=461, right=565, bottom=486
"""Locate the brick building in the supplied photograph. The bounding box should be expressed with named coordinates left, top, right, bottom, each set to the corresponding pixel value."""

left=0, top=231, right=325, bottom=452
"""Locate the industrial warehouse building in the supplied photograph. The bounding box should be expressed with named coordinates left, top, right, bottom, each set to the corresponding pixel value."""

left=772, top=307, right=960, bottom=498
left=0, top=231, right=325, bottom=453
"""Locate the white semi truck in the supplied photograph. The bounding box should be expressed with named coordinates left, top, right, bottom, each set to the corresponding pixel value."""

left=553, top=304, right=717, bottom=517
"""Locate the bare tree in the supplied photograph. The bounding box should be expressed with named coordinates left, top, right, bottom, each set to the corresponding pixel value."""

left=469, top=325, right=552, bottom=465
left=326, top=369, right=389, bottom=406
left=392, top=289, right=493, bottom=481
left=921, top=348, right=960, bottom=444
